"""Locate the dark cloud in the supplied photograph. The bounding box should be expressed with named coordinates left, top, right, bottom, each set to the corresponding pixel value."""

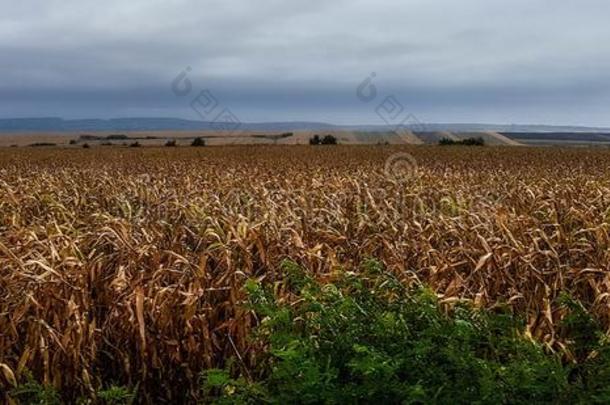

left=1, top=0, right=609, bottom=125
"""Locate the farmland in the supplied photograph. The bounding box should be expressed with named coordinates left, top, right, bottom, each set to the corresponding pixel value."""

left=2, top=145, right=610, bottom=402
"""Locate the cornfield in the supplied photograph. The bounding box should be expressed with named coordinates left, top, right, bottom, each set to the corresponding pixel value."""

left=1, top=145, right=610, bottom=402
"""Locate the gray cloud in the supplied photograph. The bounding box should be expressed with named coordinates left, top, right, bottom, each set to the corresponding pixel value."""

left=1, top=0, right=610, bottom=125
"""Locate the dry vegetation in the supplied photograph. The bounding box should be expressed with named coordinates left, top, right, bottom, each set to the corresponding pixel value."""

left=1, top=145, right=610, bottom=401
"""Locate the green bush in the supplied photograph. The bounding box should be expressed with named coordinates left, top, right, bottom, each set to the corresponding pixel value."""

left=204, top=259, right=610, bottom=404
left=439, top=137, right=485, bottom=146
left=321, top=135, right=338, bottom=145
left=8, top=261, right=610, bottom=403
left=309, top=134, right=338, bottom=145
left=557, top=293, right=610, bottom=402
left=191, top=137, right=206, bottom=147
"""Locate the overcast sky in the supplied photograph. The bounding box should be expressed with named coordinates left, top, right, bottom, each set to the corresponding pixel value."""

left=1, top=0, right=610, bottom=126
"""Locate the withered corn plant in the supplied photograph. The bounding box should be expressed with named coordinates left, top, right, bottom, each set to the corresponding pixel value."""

left=1, top=145, right=610, bottom=402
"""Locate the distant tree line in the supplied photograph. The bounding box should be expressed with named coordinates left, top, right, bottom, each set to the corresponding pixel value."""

left=28, top=142, right=57, bottom=147
left=439, top=137, right=485, bottom=146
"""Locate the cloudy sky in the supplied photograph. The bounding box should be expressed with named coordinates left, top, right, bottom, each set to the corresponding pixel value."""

left=1, top=0, right=610, bottom=126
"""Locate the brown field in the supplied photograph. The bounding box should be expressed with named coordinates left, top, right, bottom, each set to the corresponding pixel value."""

left=1, top=145, right=610, bottom=401
left=0, top=131, right=348, bottom=146
left=0, top=129, right=523, bottom=147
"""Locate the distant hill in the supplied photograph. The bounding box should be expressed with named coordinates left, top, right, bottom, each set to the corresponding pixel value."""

left=0, top=118, right=339, bottom=132
left=1, top=117, right=609, bottom=133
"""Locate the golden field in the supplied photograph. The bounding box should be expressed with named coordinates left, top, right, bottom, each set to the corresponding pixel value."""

left=1, top=145, right=610, bottom=401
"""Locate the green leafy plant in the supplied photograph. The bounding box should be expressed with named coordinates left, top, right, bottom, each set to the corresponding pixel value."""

left=558, top=293, right=610, bottom=403
left=204, top=259, right=585, bottom=404
left=97, top=385, right=136, bottom=405
left=10, top=373, right=61, bottom=405
left=202, top=369, right=267, bottom=404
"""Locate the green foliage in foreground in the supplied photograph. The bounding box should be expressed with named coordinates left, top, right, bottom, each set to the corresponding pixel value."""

left=204, top=259, right=610, bottom=404
left=9, top=373, right=62, bottom=405
left=9, top=374, right=134, bottom=405
left=9, top=260, right=610, bottom=403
